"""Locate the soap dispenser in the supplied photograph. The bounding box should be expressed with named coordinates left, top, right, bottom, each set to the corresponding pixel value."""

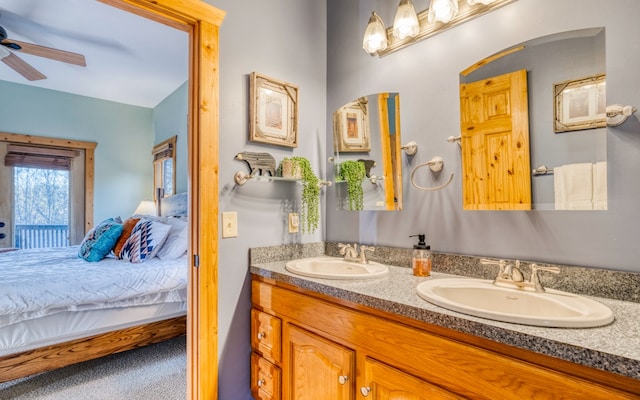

left=410, top=234, right=432, bottom=277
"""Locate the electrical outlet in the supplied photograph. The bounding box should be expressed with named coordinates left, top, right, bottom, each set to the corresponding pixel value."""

left=222, top=211, right=238, bottom=238
left=288, top=213, right=299, bottom=233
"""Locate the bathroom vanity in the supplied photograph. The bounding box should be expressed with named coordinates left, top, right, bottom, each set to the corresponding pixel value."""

left=249, top=250, right=640, bottom=399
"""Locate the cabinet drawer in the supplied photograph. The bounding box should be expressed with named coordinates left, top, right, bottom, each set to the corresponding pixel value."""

left=251, top=308, right=282, bottom=363
left=251, top=352, right=281, bottom=400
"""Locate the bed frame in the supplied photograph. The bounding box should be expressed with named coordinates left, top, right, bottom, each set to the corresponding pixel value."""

left=0, top=316, right=186, bottom=383
left=0, top=193, right=189, bottom=383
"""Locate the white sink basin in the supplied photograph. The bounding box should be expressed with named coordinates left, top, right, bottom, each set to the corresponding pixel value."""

left=285, top=257, right=389, bottom=280
left=416, top=278, right=614, bottom=328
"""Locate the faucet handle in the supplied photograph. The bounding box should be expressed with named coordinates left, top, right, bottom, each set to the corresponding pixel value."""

left=338, top=243, right=350, bottom=255
left=531, top=264, right=560, bottom=274
left=530, top=264, right=560, bottom=292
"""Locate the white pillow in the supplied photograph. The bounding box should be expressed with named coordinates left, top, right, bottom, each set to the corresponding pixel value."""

left=156, top=218, right=188, bottom=260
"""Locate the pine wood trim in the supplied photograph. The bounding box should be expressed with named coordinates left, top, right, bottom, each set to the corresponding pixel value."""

left=0, top=316, right=186, bottom=384
left=97, top=2, right=225, bottom=399
left=460, top=45, right=525, bottom=77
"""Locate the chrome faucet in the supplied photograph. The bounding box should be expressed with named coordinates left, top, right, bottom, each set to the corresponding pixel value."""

left=338, top=243, right=375, bottom=264
left=481, top=258, right=559, bottom=292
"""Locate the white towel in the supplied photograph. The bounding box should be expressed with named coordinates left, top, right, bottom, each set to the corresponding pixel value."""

left=592, top=161, right=607, bottom=210
left=554, top=163, right=594, bottom=210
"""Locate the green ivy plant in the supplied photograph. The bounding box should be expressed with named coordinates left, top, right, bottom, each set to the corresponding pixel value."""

left=282, top=156, right=320, bottom=234
left=338, top=160, right=366, bottom=211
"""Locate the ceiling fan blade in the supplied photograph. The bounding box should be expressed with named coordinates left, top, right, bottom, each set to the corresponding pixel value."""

left=6, top=39, right=86, bottom=67
left=1, top=52, right=46, bottom=81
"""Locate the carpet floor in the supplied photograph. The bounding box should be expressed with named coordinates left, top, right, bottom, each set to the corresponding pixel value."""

left=0, top=336, right=186, bottom=399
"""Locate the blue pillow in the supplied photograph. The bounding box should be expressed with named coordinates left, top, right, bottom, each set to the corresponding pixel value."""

left=78, top=218, right=124, bottom=262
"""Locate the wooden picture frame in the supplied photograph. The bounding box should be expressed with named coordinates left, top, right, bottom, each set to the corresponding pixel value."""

left=249, top=72, right=298, bottom=147
left=554, top=74, right=606, bottom=133
left=333, top=97, right=371, bottom=152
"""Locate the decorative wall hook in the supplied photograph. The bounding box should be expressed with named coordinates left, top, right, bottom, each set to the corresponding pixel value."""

left=606, top=104, right=637, bottom=126
left=401, top=141, right=418, bottom=156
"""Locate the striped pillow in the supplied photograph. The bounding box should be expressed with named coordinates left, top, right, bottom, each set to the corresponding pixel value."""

left=119, top=219, right=171, bottom=263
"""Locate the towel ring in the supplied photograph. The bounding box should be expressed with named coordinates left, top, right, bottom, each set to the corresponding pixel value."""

left=410, top=157, right=454, bottom=191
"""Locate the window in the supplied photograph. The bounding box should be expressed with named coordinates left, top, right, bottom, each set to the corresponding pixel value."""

left=13, top=167, right=70, bottom=248
left=153, top=136, right=177, bottom=199
left=3, top=144, right=81, bottom=248
left=0, top=133, right=96, bottom=249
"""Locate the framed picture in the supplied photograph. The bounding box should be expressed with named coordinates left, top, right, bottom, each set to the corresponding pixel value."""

left=249, top=72, right=298, bottom=147
left=333, top=97, right=371, bottom=152
left=554, top=73, right=606, bottom=133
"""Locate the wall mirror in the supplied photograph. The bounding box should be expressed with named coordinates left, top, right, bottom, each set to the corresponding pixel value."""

left=332, top=92, right=403, bottom=211
left=459, top=28, right=607, bottom=211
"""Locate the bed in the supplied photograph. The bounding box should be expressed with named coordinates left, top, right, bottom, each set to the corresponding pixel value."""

left=0, top=193, right=188, bottom=383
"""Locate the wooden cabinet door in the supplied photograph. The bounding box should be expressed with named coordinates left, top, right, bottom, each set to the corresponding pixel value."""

left=360, top=357, right=464, bottom=400
left=285, top=324, right=355, bottom=400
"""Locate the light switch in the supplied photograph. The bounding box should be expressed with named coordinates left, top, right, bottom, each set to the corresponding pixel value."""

left=288, top=213, right=299, bottom=233
left=222, top=211, right=238, bottom=238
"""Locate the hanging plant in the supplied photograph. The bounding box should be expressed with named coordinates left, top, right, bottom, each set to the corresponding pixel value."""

left=338, top=160, right=366, bottom=210
left=282, top=156, right=320, bottom=234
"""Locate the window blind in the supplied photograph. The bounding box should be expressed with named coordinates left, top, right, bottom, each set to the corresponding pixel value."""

left=4, top=144, right=79, bottom=171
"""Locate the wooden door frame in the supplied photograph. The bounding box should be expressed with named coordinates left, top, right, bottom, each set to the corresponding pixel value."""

left=98, top=1, right=224, bottom=399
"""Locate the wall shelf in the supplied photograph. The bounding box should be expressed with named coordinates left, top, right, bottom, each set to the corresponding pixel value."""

left=234, top=171, right=332, bottom=188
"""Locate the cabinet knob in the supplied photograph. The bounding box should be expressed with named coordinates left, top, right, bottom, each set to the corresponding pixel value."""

left=257, top=332, right=266, bottom=340
left=257, top=379, right=265, bottom=387
left=360, top=386, right=371, bottom=397
left=338, top=375, right=349, bottom=385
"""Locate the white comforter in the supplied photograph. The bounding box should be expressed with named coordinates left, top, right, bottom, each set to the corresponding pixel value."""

left=0, top=246, right=187, bottom=328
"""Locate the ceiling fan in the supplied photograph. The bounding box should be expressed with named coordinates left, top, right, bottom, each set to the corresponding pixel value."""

left=0, top=24, right=86, bottom=81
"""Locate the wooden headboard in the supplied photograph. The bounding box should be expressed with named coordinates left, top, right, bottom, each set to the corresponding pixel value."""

left=158, top=192, right=188, bottom=218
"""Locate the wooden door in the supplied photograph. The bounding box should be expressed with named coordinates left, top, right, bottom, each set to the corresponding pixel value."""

left=360, top=357, right=463, bottom=400
left=285, top=324, right=355, bottom=400
left=99, top=1, right=225, bottom=399
left=459, top=69, right=531, bottom=210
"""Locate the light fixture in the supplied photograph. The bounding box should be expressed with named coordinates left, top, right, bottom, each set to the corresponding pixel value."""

left=362, top=11, right=388, bottom=55
left=467, top=0, right=497, bottom=5
left=428, top=0, right=459, bottom=23
left=393, top=0, right=420, bottom=40
left=365, top=0, right=516, bottom=57
left=134, top=200, right=157, bottom=216
left=606, top=104, right=638, bottom=126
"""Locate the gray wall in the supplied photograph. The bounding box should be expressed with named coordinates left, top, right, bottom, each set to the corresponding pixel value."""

left=0, top=80, right=154, bottom=222
left=326, top=0, right=640, bottom=273
left=209, top=1, right=326, bottom=398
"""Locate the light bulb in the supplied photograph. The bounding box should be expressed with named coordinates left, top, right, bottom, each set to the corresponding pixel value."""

left=393, top=0, right=419, bottom=40
left=428, top=0, right=459, bottom=23
left=363, top=12, right=389, bottom=54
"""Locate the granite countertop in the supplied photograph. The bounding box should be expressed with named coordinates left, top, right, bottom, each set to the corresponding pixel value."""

left=250, top=258, right=640, bottom=381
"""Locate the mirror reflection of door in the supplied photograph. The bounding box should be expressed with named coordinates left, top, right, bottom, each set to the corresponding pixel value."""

left=459, top=69, right=532, bottom=210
